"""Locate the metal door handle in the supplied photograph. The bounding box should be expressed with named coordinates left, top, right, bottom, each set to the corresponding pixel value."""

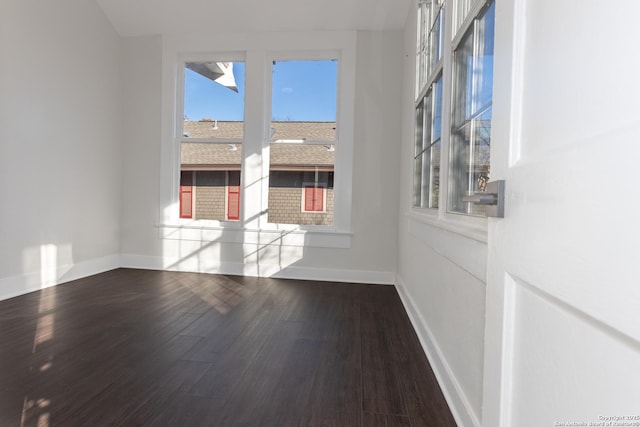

left=462, top=193, right=498, bottom=205
left=462, top=180, right=505, bottom=218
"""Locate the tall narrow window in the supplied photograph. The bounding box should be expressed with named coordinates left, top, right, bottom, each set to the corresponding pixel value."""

left=414, top=0, right=445, bottom=209
left=448, top=1, right=495, bottom=215
left=268, top=59, right=337, bottom=226
left=180, top=60, right=245, bottom=221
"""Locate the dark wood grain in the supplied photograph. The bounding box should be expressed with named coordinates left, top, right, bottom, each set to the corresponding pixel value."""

left=0, top=269, right=457, bottom=427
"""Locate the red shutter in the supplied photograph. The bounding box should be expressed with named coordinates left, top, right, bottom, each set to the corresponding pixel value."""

left=227, top=185, right=240, bottom=220
left=179, top=171, right=193, bottom=219
left=227, top=171, right=241, bottom=220
left=304, top=186, right=324, bottom=212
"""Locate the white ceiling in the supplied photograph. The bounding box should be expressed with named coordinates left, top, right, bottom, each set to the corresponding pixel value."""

left=96, top=0, right=412, bottom=37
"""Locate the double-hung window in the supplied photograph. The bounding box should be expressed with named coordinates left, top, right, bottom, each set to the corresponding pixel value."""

left=179, top=59, right=245, bottom=223
left=414, top=0, right=445, bottom=209
left=413, top=0, right=495, bottom=217
left=162, top=33, right=356, bottom=248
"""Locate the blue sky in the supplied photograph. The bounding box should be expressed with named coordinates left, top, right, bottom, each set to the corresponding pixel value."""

left=184, top=60, right=337, bottom=122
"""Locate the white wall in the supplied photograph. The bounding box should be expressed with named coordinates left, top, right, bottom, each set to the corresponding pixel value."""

left=0, top=0, right=123, bottom=299
left=120, top=31, right=403, bottom=284
left=394, top=5, right=487, bottom=427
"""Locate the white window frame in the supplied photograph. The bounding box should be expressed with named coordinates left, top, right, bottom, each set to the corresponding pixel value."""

left=159, top=32, right=356, bottom=248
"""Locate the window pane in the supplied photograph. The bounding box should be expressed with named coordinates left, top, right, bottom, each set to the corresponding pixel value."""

left=433, top=77, right=443, bottom=142
left=428, top=5, right=445, bottom=77
left=181, top=61, right=244, bottom=221
left=268, top=144, right=334, bottom=225
left=452, top=30, right=474, bottom=128
left=475, top=1, right=495, bottom=113
left=413, top=75, right=441, bottom=209
left=430, top=140, right=441, bottom=208
left=271, top=60, right=337, bottom=141
left=415, top=99, right=425, bottom=157
left=448, top=109, right=491, bottom=215
left=268, top=59, right=337, bottom=226
left=449, top=2, right=495, bottom=216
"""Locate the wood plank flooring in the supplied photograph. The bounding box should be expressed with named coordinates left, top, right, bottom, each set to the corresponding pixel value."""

left=0, top=269, right=457, bottom=427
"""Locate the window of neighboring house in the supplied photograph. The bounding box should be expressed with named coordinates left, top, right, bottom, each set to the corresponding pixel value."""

left=226, top=171, right=241, bottom=220
left=180, top=59, right=245, bottom=222
left=302, top=183, right=327, bottom=212
left=267, top=59, right=337, bottom=226
left=414, top=0, right=445, bottom=209
left=448, top=0, right=495, bottom=215
left=179, top=171, right=194, bottom=219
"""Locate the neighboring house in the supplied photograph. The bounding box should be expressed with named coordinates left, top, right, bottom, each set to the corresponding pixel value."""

left=180, top=120, right=336, bottom=225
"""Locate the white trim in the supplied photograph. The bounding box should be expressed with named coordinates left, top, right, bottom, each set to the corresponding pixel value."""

left=0, top=255, right=121, bottom=302
left=121, top=254, right=394, bottom=285
left=395, top=274, right=481, bottom=427
left=157, top=224, right=352, bottom=249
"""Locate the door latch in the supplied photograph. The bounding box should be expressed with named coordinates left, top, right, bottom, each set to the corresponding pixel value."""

left=462, top=180, right=505, bottom=218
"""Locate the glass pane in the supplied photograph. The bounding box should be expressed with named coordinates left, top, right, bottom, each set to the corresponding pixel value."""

left=180, top=144, right=243, bottom=221
left=474, top=107, right=492, bottom=192
left=181, top=61, right=244, bottom=221
left=428, top=7, right=445, bottom=76
left=448, top=2, right=495, bottom=216
left=271, top=60, right=337, bottom=142
left=433, top=77, right=443, bottom=142
left=268, top=143, right=335, bottom=225
left=420, top=150, right=431, bottom=208
left=415, top=100, right=425, bottom=157
left=430, top=140, right=441, bottom=208
left=449, top=122, right=475, bottom=214
left=413, top=155, right=423, bottom=207
left=475, top=2, right=495, bottom=113
left=452, top=30, right=474, bottom=128
left=183, top=61, right=245, bottom=133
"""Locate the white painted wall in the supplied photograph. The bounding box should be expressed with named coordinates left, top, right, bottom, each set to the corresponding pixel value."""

left=394, top=5, right=487, bottom=427
left=119, top=31, right=403, bottom=283
left=0, top=0, right=123, bottom=299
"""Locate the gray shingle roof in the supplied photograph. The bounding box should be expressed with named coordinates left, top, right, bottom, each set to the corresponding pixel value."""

left=183, top=120, right=336, bottom=141
left=181, top=120, right=335, bottom=170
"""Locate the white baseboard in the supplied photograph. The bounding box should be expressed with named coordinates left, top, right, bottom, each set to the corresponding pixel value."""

left=395, top=275, right=482, bottom=427
left=120, top=254, right=395, bottom=285
left=0, top=254, right=121, bottom=302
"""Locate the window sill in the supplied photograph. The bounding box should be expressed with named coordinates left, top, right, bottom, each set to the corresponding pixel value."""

left=157, top=223, right=352, bottom=249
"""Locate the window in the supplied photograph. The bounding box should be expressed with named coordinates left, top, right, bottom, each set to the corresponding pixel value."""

left=413, top=0, right=495, bottom=217
left=414, top=0, right=445, bottom=209
left=179, top=171, right=194, bottom=219
left=179, top=60, right=245, bottom=222
left=162, top=34, right=356, bottom=248
left=414, top=76, right=443, bottom=208
left=302, top=184, right=326, bottom=212
left=449, top=1, right=495, bottom=215
left=267, top=59, right=337, bottom=226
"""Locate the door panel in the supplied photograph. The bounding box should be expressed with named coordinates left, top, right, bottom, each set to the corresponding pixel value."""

left=509, top=275, right=640, bottom=426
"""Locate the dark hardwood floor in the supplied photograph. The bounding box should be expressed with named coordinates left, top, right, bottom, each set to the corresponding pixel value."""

left=0, top=269, right=456, bottom=427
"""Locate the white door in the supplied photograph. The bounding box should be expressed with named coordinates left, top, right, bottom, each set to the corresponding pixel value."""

left=483, top=1, right=640, bottom=426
